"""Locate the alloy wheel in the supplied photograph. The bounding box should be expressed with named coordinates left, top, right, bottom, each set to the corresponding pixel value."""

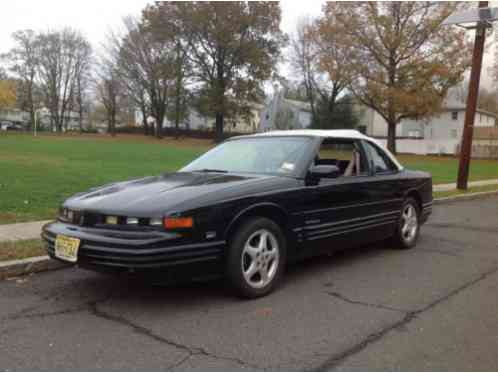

left=241, top=229, right=280, bottom=289
left=401, top=204, right=418, bottom=243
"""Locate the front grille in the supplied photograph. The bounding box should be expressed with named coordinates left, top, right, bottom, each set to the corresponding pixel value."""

left=60, top=210, right=157, bottom=230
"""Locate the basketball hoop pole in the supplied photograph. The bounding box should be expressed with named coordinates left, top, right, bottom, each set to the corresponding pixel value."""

left=457, top=1, right=488, bottom=190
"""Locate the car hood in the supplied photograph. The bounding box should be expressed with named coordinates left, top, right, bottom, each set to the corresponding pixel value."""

left=64, top=172, right=288, bottom=217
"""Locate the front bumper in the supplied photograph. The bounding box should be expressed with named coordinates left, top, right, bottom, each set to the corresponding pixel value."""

left=42, top=222, right=225, bottom=276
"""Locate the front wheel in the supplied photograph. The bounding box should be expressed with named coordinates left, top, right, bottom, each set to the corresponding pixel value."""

left=226, top=217, right=286, bottom=298
left=392, top=198, right=420, bottom=249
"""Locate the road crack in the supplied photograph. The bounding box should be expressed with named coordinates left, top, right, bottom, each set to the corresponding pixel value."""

left=315, top=265, right=498, bottom=371
left=89, top=302, right=261, bottom=371
left=325, top=291, right=408, bottom=313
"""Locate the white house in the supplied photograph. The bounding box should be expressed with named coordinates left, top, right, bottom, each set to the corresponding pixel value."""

left=362, top=100, right=496, bottom=155
left=259, top=90, right=312, bottom=131
left=135, top=102, right=264, bottom=134
left=0, top=108, right=30, bottom=126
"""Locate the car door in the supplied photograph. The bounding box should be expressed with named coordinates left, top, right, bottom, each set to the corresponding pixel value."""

left=356, top=140, right=405, bottom=240
left=296, top=138, right=375, bottom=255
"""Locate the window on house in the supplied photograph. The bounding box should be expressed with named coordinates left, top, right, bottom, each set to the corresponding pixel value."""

left=450, top=129, right=458, bottom=139
left=451, top=111, right=458, bottom=120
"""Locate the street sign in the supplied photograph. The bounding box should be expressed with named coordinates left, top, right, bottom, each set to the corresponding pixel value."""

left=443, top=7, right=498, bottom=28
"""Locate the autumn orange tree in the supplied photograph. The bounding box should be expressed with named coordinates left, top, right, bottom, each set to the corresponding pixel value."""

left=320, top=2, right=469, bottom=153
left=144, top=1, right=286, bottom=141
left=0, top=80, right=16, bottom=109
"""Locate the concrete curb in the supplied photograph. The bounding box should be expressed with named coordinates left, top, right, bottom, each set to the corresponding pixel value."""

left=0, top=255, right=68, bottom=280
left=434, top=189, right=498, bottom=205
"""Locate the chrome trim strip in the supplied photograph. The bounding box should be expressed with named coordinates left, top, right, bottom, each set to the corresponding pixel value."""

left=308, top=220, right=396, bottom=241
left=299, top=210, right=399, bottom=231
left=301, top=198, right=403, bottom=215
left=307, top=218, right=397, bottom=238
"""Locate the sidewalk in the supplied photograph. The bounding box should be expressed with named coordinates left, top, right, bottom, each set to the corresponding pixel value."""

left=433, top=178, right=498, bottom=192
left=0, top=220, right=51, bottom=242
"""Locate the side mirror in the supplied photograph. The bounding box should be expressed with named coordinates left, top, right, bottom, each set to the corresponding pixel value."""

left=308, top=164, right=341, bottom=181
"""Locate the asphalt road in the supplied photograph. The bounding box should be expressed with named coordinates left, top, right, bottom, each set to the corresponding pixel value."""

left=1, top=196, right=498, bottom=371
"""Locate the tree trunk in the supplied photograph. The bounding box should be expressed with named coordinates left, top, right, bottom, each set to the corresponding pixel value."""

left=141, top=106, right=149, bottom=136
left=79, top=109, right=83, bottom=134
left=215, top=112, right=224, bottom=142
left=387, top=121, right=397, bottom=154
left=174, top=92, right=181, bottom=140
left=155, top=114, right=163, bottom=139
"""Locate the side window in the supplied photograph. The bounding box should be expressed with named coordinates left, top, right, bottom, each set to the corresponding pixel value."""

left=315, top=139, right=368, bottom=178
left=363, top=141, right=397, bottom=174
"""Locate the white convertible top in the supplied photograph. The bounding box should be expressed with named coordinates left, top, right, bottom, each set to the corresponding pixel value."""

left=249, top=129, right=404, bottom=171
left=253, top=129, right=369, bottom=140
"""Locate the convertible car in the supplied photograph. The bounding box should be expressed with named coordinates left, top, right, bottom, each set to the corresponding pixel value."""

left=42, top=130, right=432, bottom=298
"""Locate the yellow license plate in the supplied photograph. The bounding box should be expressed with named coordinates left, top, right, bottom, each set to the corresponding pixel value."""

left=54, top=235, right=80, bottom=263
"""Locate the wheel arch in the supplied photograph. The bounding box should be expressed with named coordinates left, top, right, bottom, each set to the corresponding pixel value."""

left=405, top=189, right=422, bottom=212
left=224, top=203, right=290, bottom=245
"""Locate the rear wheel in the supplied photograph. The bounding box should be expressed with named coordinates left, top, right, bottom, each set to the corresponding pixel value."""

left=226, top=217, right=286, bottom=298
left=392, top=198, right=420, bottom=249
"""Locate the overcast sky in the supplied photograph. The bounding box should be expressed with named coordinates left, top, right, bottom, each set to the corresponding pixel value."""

left=0, top=0, right=325, bottom=53
left=0, top=0, right=495, bottom=89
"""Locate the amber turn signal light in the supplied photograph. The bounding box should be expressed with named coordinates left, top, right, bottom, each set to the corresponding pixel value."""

left=164, top=217, right=193, bottom=229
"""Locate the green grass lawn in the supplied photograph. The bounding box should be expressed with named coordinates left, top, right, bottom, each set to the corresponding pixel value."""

left=1, top=133, right=497, bottom=224
left=0, top=133, right=208, bottom=224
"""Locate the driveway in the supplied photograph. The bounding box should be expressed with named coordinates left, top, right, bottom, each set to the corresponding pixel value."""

left=1, top=196, right=498, bottom=371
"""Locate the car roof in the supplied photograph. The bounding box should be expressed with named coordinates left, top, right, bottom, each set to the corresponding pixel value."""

left=251, top=129, right=370, bottom=140
left=238, top=129, right=404, bottom=171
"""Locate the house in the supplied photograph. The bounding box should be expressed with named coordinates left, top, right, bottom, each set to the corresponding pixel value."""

left=135, top=102, right=265, bottom=134
left=259, top=90, right=312, bottom=131
left=0, top=108, right=30, bottom=127
left=37, top=108, right=81, bottom=131
left=362, top=100, right=497, bottom=155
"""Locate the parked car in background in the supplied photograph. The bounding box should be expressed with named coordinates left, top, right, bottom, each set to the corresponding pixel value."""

left=42, top=130, right=433, bottom=298
left=1, top=121, right=24, bottom=131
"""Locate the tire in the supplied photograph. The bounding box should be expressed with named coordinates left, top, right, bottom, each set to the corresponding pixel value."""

left=392, top=197, right=421, bottom=250
left=226, top=217, right=286, bottom=298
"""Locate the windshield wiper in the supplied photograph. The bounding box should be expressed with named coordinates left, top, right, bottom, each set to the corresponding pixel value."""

left=191, top=169, right=228, bottom=173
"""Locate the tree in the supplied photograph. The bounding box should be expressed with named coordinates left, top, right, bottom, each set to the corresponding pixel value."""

left=166, top=41, right=191, bottom=137
left=290, top=15, right=355, bottom=129
left=37, top=28, right=92, bottom=132
left=144, top=1, right=286, bottom=141
left=323, top=2, right=470, bottom=153
left=477, top=87, right=498, bottom=115
left=2, top=30, right=40, bottom=127
left=95, top=59, right=123, bottom=137
left=0, top=80, right=16, bottom=109
left=289, top=18, right=320, bottom=125
left=310, top=95, right=358, bottom=130
left=72, top=39, right=92, bottom=132
left=107, top=17, right=176, bottom=138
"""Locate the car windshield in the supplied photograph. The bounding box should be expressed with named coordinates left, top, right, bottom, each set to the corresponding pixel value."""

left=181, top=136, right=313, bottom=176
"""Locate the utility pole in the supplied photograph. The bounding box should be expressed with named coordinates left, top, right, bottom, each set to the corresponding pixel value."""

left=457, top=1, right=488, bottom=190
